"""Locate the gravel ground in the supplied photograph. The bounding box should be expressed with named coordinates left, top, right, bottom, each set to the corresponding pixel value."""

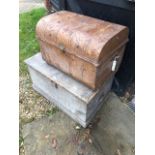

left=19, top=74, right=55, bottom=125
left=19, top=73, right=56, bottom=155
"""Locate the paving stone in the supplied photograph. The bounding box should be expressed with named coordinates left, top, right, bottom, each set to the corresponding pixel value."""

left=19, top=0, right=44, bottom=13
left=23, top=92, right=134, bottom=155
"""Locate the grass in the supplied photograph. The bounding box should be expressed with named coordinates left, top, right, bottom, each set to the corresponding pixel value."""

left=45, top=107, right=59, bottom=116
left=19, top=8, right=57, bottom=155
left=19, top=8, right=47, bottom=75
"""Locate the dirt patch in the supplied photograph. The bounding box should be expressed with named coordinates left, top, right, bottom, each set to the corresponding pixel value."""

left=19, top=74, right=56, bottom=154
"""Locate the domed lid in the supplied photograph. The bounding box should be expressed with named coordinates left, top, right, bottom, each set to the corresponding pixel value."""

left=36, top=11, right=129, bottom=66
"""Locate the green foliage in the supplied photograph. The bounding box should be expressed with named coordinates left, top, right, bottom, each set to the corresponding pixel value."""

left=46, top=107, right=59, bottom=116
left=19, top=8, right=47, bottom=75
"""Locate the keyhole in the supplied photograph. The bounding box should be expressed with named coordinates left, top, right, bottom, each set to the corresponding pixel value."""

left=55, top=83, right=58, bottom=89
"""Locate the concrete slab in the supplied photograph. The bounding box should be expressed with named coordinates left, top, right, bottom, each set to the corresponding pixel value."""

left=19, top=0, right=44, bottom=13
left=23, top=92, right=135, bottom=155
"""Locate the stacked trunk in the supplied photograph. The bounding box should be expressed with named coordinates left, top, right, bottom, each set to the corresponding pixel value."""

left=36, top=11, right=128, bottom=90
left=26, top=11, right=129, bottom=127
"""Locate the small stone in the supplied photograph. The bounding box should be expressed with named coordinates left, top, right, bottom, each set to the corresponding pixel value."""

left=20, top=141, right=24, bottom=147
left=88, top=138, right=92, bottom=144
left=22, top=148, right=25, bottom=153
left=45, top=134, right=49, bottom=139
left=25, top=110, right=29, bottom=114
left=75, top=125, right=81, bottom=130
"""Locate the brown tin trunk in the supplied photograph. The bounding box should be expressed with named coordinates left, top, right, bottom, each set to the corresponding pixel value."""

left=36, top=11, right=129, bottom=90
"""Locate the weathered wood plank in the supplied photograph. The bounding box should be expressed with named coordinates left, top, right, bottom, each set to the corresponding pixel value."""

left=25, top=53, right=113, bottom=127
left=25, top=53, right=96, bottom=102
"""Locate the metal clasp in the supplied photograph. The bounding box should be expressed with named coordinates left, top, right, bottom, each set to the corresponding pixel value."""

left=112, top=56, right=120, bottom=72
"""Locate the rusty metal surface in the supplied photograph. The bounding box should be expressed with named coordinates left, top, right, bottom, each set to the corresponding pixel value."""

left=36, top=11, right=129, bottom=89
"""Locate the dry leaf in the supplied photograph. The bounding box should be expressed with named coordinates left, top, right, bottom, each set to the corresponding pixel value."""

left=51, top=137, right=57, bottom=149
